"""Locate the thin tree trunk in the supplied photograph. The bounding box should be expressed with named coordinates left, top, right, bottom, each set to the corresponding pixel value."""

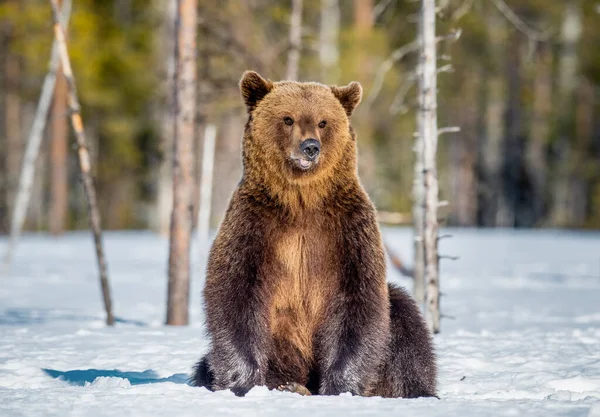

left=502, top=31, right=523, bottom=227
left=166, top=0, right=197, bottom=326
left=286, top=0, right=303, bottom=81
left=354, top=0, right=373, bottom=33
left=49, top=0, right=114, bottom=326
left=155, top=0, right=176, bottom=236
left=4, top=25, right=21, bottom=236
left=49, top=0, right=69, bottom=235
left=527, top=42, right=552, bottom=225
left=412, top=3, right=425, bottom=306
left=481, top=4, right=507, bottom=227
left=352, top=0, right=377, bottom=199
left=2, top=0, right=72, bottom=272
left=551, top=0, right=582, bottom=226
left=197, top=123, right=216, bottom=276
left=450, top=69, right=479, bottom=226
left=420, top=0, right=440, bottom=333
left=319, top=0, right=339, bottom=84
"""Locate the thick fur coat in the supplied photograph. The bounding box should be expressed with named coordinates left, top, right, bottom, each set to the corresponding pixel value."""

left=192, top=71, right=436, bottom=398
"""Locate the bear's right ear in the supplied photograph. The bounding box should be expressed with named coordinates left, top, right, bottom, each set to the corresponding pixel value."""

left=240, top=71, right=273, bottom=113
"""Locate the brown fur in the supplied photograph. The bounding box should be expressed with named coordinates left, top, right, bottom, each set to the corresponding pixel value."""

left=192, top=71, right=437, bottom=398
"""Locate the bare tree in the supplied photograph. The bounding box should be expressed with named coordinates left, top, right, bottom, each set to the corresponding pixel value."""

left=286, top=0, right=303, bottom=80
left=154, top=0, right=177, bottom=236
left=197, top=123, right=216, bottom=275
left=49, top=0, right=69, bottom=235
left=2, top=1, right=22, bottom=234
left=527, top=42, right=552, bottom=225
left=49, top=0, right=114, bottom=325
left=2, top=0, right=72, bottom=273
left=319, top=0, right=339, bottom=84
left=413, top=10, right=426, bottom=307
left=551, top=0, right=583, bottom=226
left=166, top=0, right=197, bottom=326
left=481, top=4, right=507, bottom=227
left=419, top=0, right=440, bottom=333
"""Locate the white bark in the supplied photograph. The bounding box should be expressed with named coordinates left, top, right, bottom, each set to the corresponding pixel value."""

left=551, top=0, right=582, bottom=226
left=197, top=124, right=216, bottom=277
left=286, top=0, right=303, bottom=81
left=484, top=6, right=508, bottom=227
left=2, top=0, right=72, bottom=274
left=49, top=0, right=114, bottom=325
left=319, top=0, right=339, bottom=84
left=420, top=0, right=440, bottom=334
left=155, top=0, right=177, bottom=236
left=412, top=11, right=425, bottom=305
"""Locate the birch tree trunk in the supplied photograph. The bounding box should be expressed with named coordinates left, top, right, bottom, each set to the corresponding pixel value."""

left=3, top=16, right=21, bottom=235
left=551, top=0, right=582, bottom=226
left=49, top=0, right=69, bottom=236
left=527, top=42, right=552, bottom=225
left=155, top=0, right=176, bottom=236
left=319, top=0, right=339, bottom=84
left=49, top=0, right=114, bottom=326
left=420, top=0, right=440, bottom=333
left=481, top=4, right=507, bottom=227
left=502, top=31, right=523, bottom=227
left=166, top=0, right=197, bottom=326
left=412, top=10, right=425, bottom=306
left=197, top=124, right=216, bottom=277
left=2, top=0, right=71, bottom=272
left=286, top=0, right=303, bottom=81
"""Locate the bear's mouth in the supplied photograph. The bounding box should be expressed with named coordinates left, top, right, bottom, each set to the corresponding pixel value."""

left=292, top=157, right=315, bottom=171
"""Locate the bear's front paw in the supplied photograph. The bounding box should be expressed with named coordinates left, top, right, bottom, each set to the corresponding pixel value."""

left=277, top=382, right=312, bottom=396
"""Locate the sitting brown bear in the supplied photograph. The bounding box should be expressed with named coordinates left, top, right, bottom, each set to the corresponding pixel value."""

left=192, top=71, right=436, bottom=398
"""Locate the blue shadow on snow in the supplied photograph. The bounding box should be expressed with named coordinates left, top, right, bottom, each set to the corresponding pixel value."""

left=42, top=368, right=189, bottom=386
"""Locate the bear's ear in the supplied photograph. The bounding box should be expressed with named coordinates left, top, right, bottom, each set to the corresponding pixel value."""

left=330, top=81, right=362, bottom=117
left=240, top=71, right=273, bottom=113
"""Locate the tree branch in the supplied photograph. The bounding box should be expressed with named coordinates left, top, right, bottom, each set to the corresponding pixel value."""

left=489, top=0, right=553, bottom=42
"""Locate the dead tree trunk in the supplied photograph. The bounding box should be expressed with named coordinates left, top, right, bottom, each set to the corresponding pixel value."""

left=286, top=0, right=303, bottom=81
left=155, top=0, right=177, bottom=236
left=527, top=42, right=552, bottom=225
left=197, top=123, right=216, bottom=277
left=166, top=0, right=197, bottom=326
left=50, top=0, right=114, bottom=326
left=49, top=0, right=69, bottom=235
left=412, top=9, right=425, bottom=306
left=319, top=0, right=339, bottom=84
left=3, top=12, right=22, bottom=235
left=481, top=4, right=507, bottom=227
left=2, top=0, right=72, bottom=272
left=420, top=0, right=440, bottom=333
left=551, top=0, right=582, bottom=226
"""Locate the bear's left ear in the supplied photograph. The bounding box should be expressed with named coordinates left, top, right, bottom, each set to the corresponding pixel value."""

left=330, top=81, right=362, bottom=117
left=240, top=71, right=273, bottom=113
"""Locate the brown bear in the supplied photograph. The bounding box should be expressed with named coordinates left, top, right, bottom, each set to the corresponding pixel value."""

left=192, top=71, right=436, bottom=398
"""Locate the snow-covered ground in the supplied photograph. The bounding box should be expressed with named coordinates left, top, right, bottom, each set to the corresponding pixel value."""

left=1, top=228, right=599, bottom=416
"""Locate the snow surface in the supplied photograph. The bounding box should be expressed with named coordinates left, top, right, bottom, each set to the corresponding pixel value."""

left=1, top=228, right=599, bottom=416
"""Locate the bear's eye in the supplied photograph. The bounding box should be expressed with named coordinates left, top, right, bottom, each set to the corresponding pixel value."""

left=318, top=120, right=327, bottom=129
left=283, top=117, right=294, bottom=126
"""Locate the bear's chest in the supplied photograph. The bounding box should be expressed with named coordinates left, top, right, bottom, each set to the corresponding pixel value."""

left=266, top=223, right=339, bottom=359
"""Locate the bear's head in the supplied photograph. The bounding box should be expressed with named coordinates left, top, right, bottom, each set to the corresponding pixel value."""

left=239, top=71, right=362, bottom=187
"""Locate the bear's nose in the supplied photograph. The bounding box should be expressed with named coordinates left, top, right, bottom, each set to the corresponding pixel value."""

left=300, top=139, right=320, bottom=160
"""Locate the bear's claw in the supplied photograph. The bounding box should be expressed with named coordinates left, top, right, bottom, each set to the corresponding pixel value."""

left=277, top=382, right=312, bottom=396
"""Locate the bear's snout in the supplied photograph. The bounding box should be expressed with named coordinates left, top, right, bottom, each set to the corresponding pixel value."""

left=300, top=139, right=320, bottom=160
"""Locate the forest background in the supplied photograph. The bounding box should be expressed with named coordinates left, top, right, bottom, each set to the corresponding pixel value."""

left=1, top=0, right=599, bottom=235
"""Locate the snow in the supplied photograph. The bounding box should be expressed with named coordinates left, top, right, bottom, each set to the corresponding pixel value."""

left=1, top=228, right=599, bottom=416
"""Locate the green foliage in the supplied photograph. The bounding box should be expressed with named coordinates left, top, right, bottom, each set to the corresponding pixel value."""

left=1, top=0, right=600, bottom=229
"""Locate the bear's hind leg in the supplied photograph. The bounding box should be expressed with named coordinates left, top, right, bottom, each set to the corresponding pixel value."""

left=373, top=284, right=437, bottom=398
